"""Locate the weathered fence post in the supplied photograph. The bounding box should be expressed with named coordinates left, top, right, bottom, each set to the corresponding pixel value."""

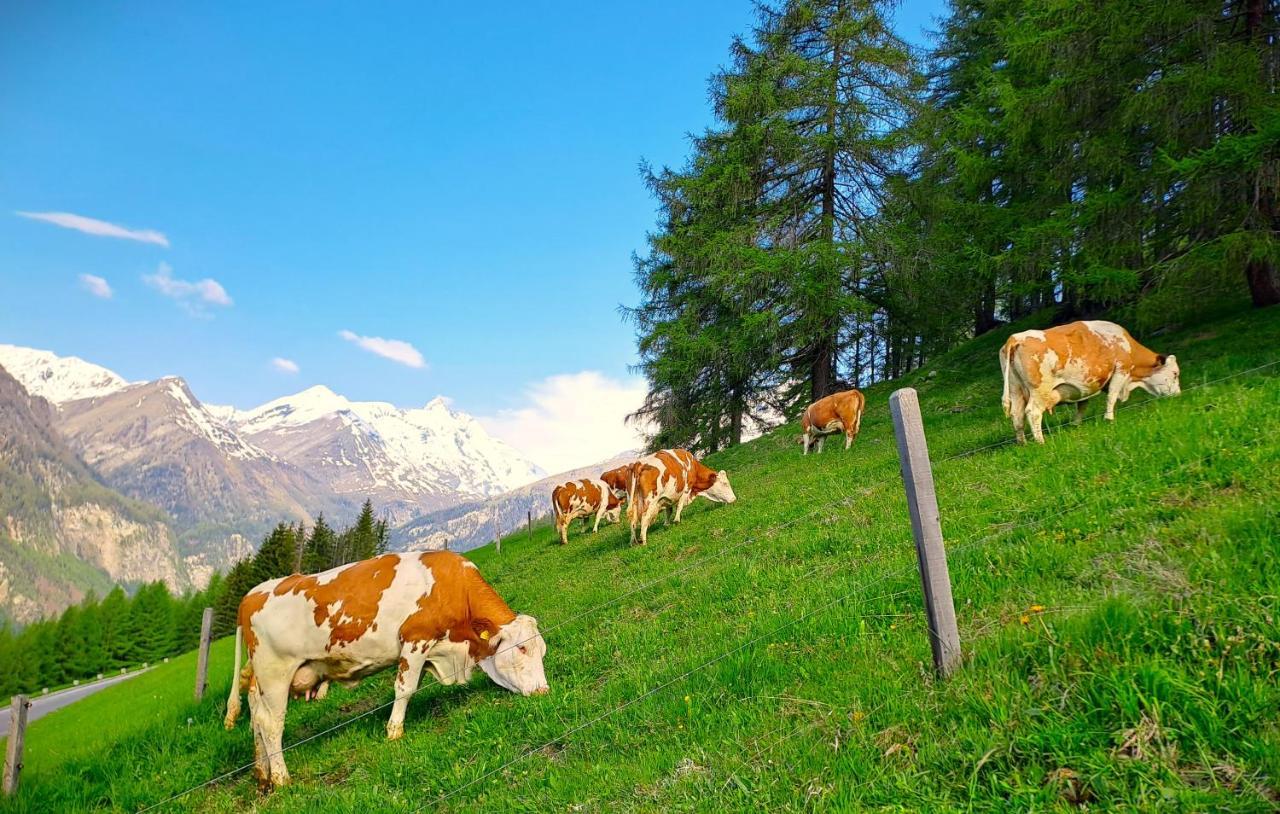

left=890, top=387, right=962, bottom=678
left=3, top=694, right=29, bottom=796
left=527, top=508, right=533, bottom=543
left=194, top=607, right=214, bottom=701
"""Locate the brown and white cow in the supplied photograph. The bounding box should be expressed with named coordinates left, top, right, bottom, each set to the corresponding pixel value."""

left=626, top=449, right=736, bottom=545
left=224, top=551, right=548, bottom=790
left=800, top=389, right=866, bottom=455
left=1000, top=320, right=1180, bottom=444
left=551, top=477, right=622, bottom=544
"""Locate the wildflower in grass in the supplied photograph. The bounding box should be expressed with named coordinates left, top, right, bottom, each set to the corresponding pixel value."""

left=1030, top=604, right=1045, bottom=613
left=1020, top=614, right=1031, bottom=625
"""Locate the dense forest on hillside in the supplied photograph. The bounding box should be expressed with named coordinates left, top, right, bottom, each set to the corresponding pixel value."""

left=629, top=0, right=1280, bottom=451
left=0, top=502, right=388, bottom=698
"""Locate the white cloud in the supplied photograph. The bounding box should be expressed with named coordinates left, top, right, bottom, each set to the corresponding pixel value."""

left=143, top=262, right=232, bottom=316
left=16, top=211, right=170, bottom=247
left=271, top=357, right=300, bottom=374
left=479, top=371, right=648, bottom=473
left=78, top=273, right=113, bottom=299
left=338, top=329, right=426, bottom=369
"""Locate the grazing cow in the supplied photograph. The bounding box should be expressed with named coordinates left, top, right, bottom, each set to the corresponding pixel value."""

left=551, top=477, right=622, bottom=544
left=224, top=551, right=548, bottom=790
left=1000, top=320, right=1180, bottom=444
left=627, top=449, right=736, bottom=545
left=800, top=389, right=866, bottom=455
left=600, top=465, right=631, bottom=502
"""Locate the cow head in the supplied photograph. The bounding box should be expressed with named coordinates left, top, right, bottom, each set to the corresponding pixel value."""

left=701, top=470, right=737, bottom=504
left=1142, top=354, right=1181, bottom=397
left=603, top=505, right=622, bottom=524
left=479, top=614, right=549, bottom=696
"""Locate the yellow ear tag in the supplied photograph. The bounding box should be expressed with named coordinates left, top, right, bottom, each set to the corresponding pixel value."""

left=479, top=630, right=490, bottom=640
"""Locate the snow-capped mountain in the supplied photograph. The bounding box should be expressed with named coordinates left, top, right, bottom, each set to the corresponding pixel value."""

left=227, top=385, right=545, bottom=523
left=0, top=343, right=131, bottom=405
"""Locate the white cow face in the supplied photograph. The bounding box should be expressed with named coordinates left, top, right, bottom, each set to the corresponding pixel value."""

left=479, top=614, right=549, bottom=696
left=702, top=470, right=737, bottom=504
left=1143, top=354, right=1181, bottom=397
left=603, top=506, right=622, bottom=524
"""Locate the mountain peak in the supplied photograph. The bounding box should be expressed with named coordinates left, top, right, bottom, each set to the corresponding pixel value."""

left=0, top=343, right=131, bottom=405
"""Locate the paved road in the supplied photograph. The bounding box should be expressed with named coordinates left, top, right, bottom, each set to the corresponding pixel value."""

left=1, top=668, right=153, bottom=737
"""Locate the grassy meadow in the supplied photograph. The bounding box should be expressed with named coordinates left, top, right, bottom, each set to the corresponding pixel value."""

left=3, top=306, right=1278, bottom=812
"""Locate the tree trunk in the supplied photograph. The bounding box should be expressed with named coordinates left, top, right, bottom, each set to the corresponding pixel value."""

left=811, top=12, right=842, bottom=403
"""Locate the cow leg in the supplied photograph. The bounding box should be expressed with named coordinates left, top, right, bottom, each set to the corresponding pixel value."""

left=556, top=515, right=568, bottom=545
left=592, top=502, right=607, bottom=533
left=816, top=436, right=825, bottom=454
left=639, top=500, right=662, bottom=545
left=246, top=677, right=269, bottom=788
left=629, top=497, right=641, bottom=544
left=1104, top=373, right=1129, bottom=421
left=1026, top=401, right=1047, bottom=444
left=1007, top=385, right=1027, bottom=444
left=802, top=432, right=811, bottom=455
left=388, top=646, right=428, bottom=741
left=844, top=429, right=854, bottom=450
left=1074, top=401, right=1087, bottom=425
left=250, top=657, right=298, bottom=791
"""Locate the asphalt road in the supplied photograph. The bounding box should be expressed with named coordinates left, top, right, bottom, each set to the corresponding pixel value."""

left=1, top=668, right=152, bottom=737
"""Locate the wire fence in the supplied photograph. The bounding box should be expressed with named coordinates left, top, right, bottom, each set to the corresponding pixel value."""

left=136, top=356, right=1278, bottom=811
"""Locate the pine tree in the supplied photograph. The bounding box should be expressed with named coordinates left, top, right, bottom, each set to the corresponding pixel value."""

left=252, top=523, right=299, bottom=584
left=300, top=514, right=337, bottom=572
left=345, top=500, right=381, bottom=561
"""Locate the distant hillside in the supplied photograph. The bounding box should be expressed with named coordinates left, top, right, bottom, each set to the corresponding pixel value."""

left=0, top=365, right=186, bottom=624
left=393, top=451, right=638, bottom=552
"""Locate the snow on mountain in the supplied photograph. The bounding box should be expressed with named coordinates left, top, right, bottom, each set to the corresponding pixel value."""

left=156, top=377, right=268, bottom=461
left=0, top=342, right=547, bottom=534
left=231, top=385, right=546, bottom=517
left=0, top=343, right=131, bottom=405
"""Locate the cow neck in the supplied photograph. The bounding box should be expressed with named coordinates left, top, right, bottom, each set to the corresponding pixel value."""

left=463, top=566, right=517, bottom=642
left=1128, top=341, right=1164, bottom=379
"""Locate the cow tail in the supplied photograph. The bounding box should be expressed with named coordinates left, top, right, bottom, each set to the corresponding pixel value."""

left=999, top=340, right=1015, bottom=418
left=224, top=622, right=243, bottom=730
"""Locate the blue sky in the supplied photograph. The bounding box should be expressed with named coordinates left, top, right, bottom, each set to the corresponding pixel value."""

left=0, top=1, right=945, bottom=467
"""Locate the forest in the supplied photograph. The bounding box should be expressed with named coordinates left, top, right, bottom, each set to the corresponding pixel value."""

left=0, top=501, right=388, bottom=698
left=628, top=0, right=1280, bottom=451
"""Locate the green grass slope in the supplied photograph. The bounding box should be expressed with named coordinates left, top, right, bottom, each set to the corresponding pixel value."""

left=4, top=307, right=1278, bottom=812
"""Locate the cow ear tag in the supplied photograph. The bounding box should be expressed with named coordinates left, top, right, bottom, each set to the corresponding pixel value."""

left=479, top=630, right=490, bottom=640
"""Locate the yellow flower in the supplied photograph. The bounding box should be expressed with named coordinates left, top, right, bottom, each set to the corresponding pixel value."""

left=851, top=711, right=866, bottom=723
left=1020, top=614, right=1031, bottom=625
left=1029, top=604, right=1045, bottom=613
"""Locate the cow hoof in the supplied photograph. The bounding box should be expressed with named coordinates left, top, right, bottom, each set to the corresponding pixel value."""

left=387, top=722, right=404, bottom=740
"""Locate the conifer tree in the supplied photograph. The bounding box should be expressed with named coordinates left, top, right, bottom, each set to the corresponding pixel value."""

left=300, top=514, right=337, bottom=573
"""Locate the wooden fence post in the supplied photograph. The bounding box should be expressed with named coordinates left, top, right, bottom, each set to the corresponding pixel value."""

left=890, top=387, right=962, bottom=678
left=527, top=508, right=533, bottom=543
left=3, top=694, right=29, bottom=796
left=194, top=607, right=214, bottom=701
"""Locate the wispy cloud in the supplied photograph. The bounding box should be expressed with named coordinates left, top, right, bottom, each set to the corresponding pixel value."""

left=271, top=357, right=300, bottom=374
left=16, top=211, right=170, bottom=247
left=78, top=273, right=114, bottom=299
left=143, top=262, right=233, bottom=317
left=338, top=329, right=426, bottom=369
left=478, top=371, right=648, bottom=473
